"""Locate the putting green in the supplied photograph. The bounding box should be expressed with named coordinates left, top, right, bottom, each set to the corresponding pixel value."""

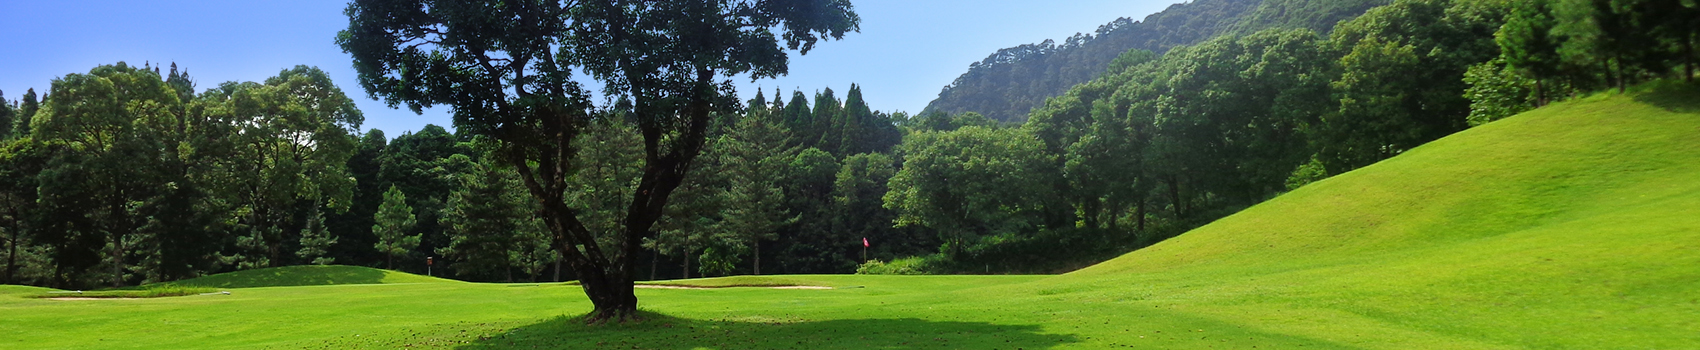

left=3, top=82, right=1697, bottom=349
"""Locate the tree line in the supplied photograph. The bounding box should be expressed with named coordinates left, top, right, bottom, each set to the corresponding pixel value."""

left=0, top=0, right=1690, bottom=305
left=875, top=0, right=1698, bottom=273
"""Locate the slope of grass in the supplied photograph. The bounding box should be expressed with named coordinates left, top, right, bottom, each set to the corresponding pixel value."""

left=1041, top=80, right=1700, bottom=348
left=1, top=83, right=1696, bottom=349
left=161, top=265, right=457, bottom=289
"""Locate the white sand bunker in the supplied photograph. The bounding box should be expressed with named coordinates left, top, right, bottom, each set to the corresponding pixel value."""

left=48, top=297, right=142, bottom=301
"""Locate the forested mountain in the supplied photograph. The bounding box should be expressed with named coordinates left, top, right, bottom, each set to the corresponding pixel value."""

left=921, top=0, right=1389, bottom=122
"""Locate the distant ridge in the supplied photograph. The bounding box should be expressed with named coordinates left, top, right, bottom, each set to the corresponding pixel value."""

left=923, top=0, right=1387, bottom=122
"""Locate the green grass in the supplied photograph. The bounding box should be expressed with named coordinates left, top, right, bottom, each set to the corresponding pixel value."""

left=29, top=285, right=220, bottom=299
left=3, top=82, right=1698, bottom=349
left=159, top=265, right=459, bottom=289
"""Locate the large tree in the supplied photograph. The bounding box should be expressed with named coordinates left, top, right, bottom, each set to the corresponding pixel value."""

left=209, top=66, right=361, bottom=269
left=339, top=0, right=859, bottom=321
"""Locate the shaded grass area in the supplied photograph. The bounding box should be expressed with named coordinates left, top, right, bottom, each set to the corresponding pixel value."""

left=392, top=313, right=1077, bottom=350
left=635, top=275, right=864, bottom=288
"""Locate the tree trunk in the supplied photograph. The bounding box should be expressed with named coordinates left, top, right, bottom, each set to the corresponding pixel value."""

left=5, top=224, right=17, bottom=284
left=649, top=247, right=659, bottom=281
left=110, top=195, right=126, bottom=288
left=553, top=257, right=562, bottom=282
left=268, top=229, right=281, bottom=268
left=2, top=202, right=15, bottom=284
left=52, top=254, right=65, bottom=289
left=1685, top=33, right=1694, bottom=83
left=682, top=245, right=691, bottom=280
left=1600, top=60, right=1612, bottom=90
left=1167, top=176, right=1184, bottom=220
left=1534, top=78, right=1545, bottom=107
left=110, top=233, right=123, bottom=288
left=1614, top=56, right=1626, bottom=93
left=386, top=253, right=393, bottom=270
left=752, top=240, right=760, bottom=276
left=1135, top=199, right=1146, bottom=232
left=568, top=259, right=638, bottom=322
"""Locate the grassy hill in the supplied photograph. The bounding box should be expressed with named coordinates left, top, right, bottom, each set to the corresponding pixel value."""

left=1040, top=81, right=1700, bottom=348
left=1, top=83, right=1695, bottom=349
left=162, top=265, right=459, bottom=288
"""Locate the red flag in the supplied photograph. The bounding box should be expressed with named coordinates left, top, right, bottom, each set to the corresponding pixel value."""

left=862, top=237, right=869, bottom=247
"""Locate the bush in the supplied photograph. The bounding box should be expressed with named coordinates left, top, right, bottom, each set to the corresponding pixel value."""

left=855, top=256, right=939, bottom=275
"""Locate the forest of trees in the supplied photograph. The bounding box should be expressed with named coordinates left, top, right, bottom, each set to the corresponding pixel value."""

left=0, top=0, right=1693, bottom=294
left=921, top=0, right=1392, bottom=123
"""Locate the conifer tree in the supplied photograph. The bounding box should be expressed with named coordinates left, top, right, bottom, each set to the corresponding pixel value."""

left=372, top=185, right=419, bottom=270
left=0, top=90, right=13, bottom=139
left=13, top=89, right=36, bottom=137
left=715, top=114, right=796, bottom=275
left=438, top=158, right=523, bottom=281
left=296, top=202, right=338, bottom=265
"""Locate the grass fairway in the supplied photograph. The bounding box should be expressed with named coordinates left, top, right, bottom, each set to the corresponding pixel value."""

left=4, top=83, right=1699, bottom=349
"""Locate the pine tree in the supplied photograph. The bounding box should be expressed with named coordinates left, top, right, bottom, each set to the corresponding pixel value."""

left=372, top=185, right=419, bottom=270
left=13, top=89, right=36, bottom=139
left=811, top=88, right=842, bottom=152
left=0, top=90, right=13, bottom=139
left=837, top=84, right=875, bottom=156
left=715, top=115, right=797, bottom=275
left=783, top=91, right=813, bottom=147
left=296, top=202, right=338, bottom=265
left=437, top=159, right=522, bottom=281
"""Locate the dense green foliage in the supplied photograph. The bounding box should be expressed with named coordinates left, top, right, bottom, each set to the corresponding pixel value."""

left=922, top=0, right=1391, bottom=122
left=1462, top=0, right=1700, bottom=123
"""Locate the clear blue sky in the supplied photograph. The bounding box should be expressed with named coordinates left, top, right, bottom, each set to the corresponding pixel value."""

left=0, top=0, right=1175, bottom=137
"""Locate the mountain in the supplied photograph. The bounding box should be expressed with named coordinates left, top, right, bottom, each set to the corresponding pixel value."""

left=922, top=0, right=1388, bottom=122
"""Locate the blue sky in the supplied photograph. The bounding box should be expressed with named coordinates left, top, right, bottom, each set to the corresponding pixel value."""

left=0, top=0, right=1175, bottom=137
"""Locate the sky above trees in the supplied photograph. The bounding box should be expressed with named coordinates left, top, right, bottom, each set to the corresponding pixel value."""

left=0, top=0, right=1171, bottom=137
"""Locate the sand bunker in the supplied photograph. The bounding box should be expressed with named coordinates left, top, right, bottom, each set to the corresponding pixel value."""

left=48, top=297, right=142, bottom=301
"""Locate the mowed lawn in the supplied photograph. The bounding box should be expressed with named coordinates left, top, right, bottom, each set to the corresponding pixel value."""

left=4, top=82, right=1700, bottom=349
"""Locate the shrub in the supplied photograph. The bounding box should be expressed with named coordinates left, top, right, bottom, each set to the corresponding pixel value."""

left=855, top=256, right=939, bottom=275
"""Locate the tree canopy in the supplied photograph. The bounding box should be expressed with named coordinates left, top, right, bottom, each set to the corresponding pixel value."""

left=339, top=0, right=859, bottom=321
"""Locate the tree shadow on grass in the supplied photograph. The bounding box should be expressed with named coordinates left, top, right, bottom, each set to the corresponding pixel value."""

left=454, top=312, right=1079, bottom=350
left=1629, top=80, right=1700, bottom=114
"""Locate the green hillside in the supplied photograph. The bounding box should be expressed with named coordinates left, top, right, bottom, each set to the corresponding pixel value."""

left=2, top=84, right=1696, bottom=349
left=162, top=265, right=458, bottom=288
left=1041, top=81, right=1700, bottom=348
